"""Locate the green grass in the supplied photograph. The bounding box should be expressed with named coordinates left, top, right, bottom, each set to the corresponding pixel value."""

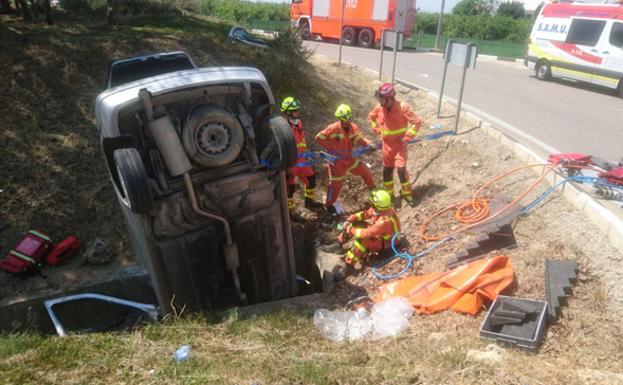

left=405, top=33, right=525, bottom=59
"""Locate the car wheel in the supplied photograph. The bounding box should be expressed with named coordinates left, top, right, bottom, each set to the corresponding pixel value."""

left=358, top=29, right=374, bottom=48
left=183, top=105, right=244, bottom=168
left=341, top=27, right=356, bottom=45
left=299, top=20, right=311, bottom=40
left=258, top=115, right=297, bottom=171
left=618, top=79, right=623, bottom=99
left=535, top=61, right=551, bottom=81
left=113, top=148, right=153, bottom=214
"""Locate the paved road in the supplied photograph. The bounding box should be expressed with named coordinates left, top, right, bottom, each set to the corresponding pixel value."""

left=304, top=41, right=623, bottom=162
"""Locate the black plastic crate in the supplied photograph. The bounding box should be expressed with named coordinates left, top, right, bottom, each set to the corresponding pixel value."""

left=479, top=295, right=548, bottom=351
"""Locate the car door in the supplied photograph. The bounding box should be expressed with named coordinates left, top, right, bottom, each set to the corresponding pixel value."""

left=560, top=18, right=607, bottom=84
left=592, top=20, right=623, bottom=90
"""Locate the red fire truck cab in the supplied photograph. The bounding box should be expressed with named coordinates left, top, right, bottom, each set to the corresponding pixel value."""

left=291, top=0, right=416, bottom=48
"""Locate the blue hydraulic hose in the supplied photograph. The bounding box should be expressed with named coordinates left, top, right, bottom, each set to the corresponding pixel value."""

left=371, top=234, right=453, bottom=280
left=521, top=175, right=623, bottom=214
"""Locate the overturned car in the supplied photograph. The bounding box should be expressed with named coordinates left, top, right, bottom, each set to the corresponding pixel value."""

left=96, top=51, right=298, bottom=314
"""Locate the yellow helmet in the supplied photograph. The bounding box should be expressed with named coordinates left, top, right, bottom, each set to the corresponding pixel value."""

left=334, top=104, right=352, bottom=121
left=281, top=96, right=301, bottom=113
left=369, top=189, right=392, bottom=210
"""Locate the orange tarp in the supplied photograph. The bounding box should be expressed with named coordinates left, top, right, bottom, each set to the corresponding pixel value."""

left=374, top=256, right=515, bottom=315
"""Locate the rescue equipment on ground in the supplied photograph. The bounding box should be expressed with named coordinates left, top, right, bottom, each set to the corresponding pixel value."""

left=0, top=230, right=81, bottom=274
left=374, top=255, right=515, bottom=315
left=0, top=230, right=53, bottom=274
left=46, top=236, right=81, bottom=266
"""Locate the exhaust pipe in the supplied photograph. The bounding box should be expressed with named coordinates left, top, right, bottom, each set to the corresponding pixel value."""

left=139, top=89, right=247, bottom=303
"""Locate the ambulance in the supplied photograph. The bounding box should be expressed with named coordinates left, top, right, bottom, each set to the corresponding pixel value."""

left=526, top=1, right=623, bottom=97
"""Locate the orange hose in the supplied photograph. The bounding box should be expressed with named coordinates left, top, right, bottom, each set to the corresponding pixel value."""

left=419, top=164, right=556, bottom=241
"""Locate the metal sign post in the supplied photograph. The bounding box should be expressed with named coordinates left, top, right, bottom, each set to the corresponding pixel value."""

left=391, top=31, right=400, bottom=83
left=436, top=40, right=478, bottom=132
left=338, top=0, right=345, bottom=66
left=454, top=43, right=477, bottom=132
left=434, top=0, right=446, bottom=50
left=436, top=39, right=452, bottom=118
left=378, top=29, right=385, bottom=81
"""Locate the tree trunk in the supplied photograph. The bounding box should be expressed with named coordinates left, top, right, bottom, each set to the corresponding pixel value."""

left=43, top=0, right=52, bottom=24
left=30, top=0, right=37, bottom=19
left=17, top=0, right=31, bottom=20
left=107, top=0, right=120, bottom=25
left=1, top=0, right=12, bottom=14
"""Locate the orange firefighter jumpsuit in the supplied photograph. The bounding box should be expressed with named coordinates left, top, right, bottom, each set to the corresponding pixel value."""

left=315, top=121, right=376, bottom=207
left=286, top=119, right=316, bottom=209
left=343, top=207, right=401, bottom=264
left=368, top=101, right=421, bottom=198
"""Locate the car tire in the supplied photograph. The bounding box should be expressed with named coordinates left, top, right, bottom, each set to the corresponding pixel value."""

left=113, top=148, right=153, bottom=214
left=358, top=29, right=374, bottom=48
left=183, top=105, right=244, bottom=168
left=535, top=61, right=551, bottom=81
left=618, top=79, right=623, bottom=99
left=258, top=115, right=297, bottom=172
left=341, top=27, right=356, bottom=45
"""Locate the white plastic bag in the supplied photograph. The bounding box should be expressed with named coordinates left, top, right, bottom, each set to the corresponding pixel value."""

left=371, top=297, right=414, bottom=339
left=314, top=309, right=354, bottom=342
left=314, top=297, right=413, bottom=342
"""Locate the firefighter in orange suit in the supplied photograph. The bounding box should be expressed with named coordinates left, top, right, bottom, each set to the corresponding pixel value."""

left=368, top=83, right=421, bottom=205
left=315, top=104, right=376, bottom=214
left=339, top=189, right=401, bottom=265
left=281, top=97, right=319, bottom=210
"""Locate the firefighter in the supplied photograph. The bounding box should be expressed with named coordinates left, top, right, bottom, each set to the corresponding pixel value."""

left=368, top=83, right=422, bottom=206
left=315, top=104, right=376, bottom=214
left=338, top=189, right=401, bottom=265
left=281, top=96, right=319, bottom=211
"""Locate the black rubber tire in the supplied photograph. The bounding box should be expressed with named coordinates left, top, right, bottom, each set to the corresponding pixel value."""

left=535, top=60, right=552, bottom=81
left=341, top=27, right=356, bottom=45
left=618, top=79, right=623, bottom=99
left=259, top=115, right=297, bottom=171
left=113, top=148, right=153, bottom=214
left=299, top=20, right=311, bottom=40
left=183, top=104, right=244, bottom=168
left=358, top=29, right=374, bottom=48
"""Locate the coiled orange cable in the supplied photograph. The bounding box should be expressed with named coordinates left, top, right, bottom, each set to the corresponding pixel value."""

left=419, top=163, right=557, bottom=241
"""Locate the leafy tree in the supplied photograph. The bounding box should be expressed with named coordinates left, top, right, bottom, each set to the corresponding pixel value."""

left=497, top=1, right=525, bottom=19
left=453, top=0, right=479, bottom=16
left=453, top=0, right=499, bottom=16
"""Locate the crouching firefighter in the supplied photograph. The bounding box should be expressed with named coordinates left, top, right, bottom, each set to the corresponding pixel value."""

left=368, top=83, right=422, bottom=206
left=315, top=104, right=377, bottom=214
left=338, top=189, right=403, bottom=265
left=281, top=96, right=319, bottom=211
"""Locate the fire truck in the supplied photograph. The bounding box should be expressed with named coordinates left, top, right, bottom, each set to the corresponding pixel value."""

left=291, top=0, right=416, bottom=48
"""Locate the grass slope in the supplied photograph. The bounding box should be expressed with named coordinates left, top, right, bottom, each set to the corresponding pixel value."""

left=0, top=12, right=331, bottom=284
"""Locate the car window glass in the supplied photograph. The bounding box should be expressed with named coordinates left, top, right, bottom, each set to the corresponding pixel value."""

left=610, top=22, right=623, bottom=49
left=565, top=19, right=606, bottom=46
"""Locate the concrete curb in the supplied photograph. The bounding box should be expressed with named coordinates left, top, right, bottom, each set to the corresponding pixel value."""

left=328, top=55, right=623, bottom=255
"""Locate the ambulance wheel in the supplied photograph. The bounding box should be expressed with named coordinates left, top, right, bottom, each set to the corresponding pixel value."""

left=535, top=61, right=551, bottom=81
left=258, top=115, right=298, bottom=171
left=341, top=27, right=356, bottom=45
left=617, top=79, right=623, bottom=99
left=113, top=148, right=153, bottom=214
left=358, top=29, right=374, bottom=48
